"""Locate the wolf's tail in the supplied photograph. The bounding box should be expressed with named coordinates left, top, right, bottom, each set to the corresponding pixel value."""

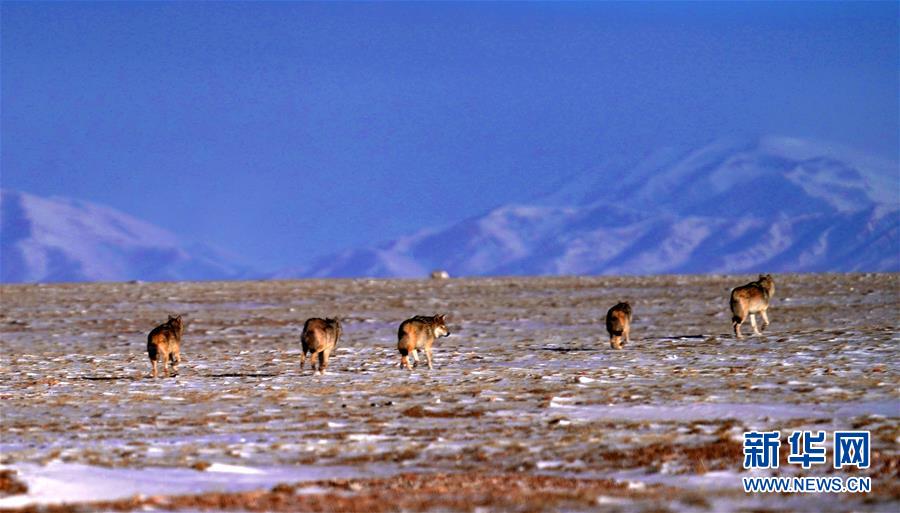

left=398, top=334, right=411, bottom=356
left=730, top=293, right=744, bottom=324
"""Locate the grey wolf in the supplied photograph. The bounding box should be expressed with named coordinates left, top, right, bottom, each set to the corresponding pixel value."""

left=397, top=314, right=450, bottom=370
left=606, top=302, right=632, bottom=349
left=148, top=315, right=183, bottom=378
left=301, top=318, right=342, bottom=374
left=730, top=274, right=775, bottom=338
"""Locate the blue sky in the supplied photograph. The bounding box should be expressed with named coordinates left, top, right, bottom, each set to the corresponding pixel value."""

left=2, top=1, right=897, bottom=270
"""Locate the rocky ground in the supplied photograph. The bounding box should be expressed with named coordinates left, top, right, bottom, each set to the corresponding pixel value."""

left=0, top=273, right=897, bottom=511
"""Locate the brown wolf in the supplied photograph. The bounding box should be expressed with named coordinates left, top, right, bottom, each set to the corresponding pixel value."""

left=606, top=302, right=632, bottom=349
left=397, top=314, right=450, bottom=370
left=730, top=274, right=775, bottom=338
left=147, top=315, right=183, bottom=378
left=300, top=318, right=342, bottom=374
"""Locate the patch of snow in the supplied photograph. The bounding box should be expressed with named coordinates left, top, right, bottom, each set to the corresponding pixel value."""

left=0, top=461, right=385, bottom=507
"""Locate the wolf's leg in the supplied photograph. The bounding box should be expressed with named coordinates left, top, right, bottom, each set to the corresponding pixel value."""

left=318, top=350, right=328, bottom=375
left=151, top=359, right=158, bottom=378
left=425, top=347, right=433, bottom=370
left=610, top=336, right=622, bottom=350
left=412, top=349, right=420, bottom=368
left=624, top=327, right=631, bottom=345
left=170, top=350, right=180, bottom=376
left=161, top=351, right=171, bottom=377
left=760, top=310, right=770, bottom=331
left=400, top=354, right=411, bottom=370
left=749, top=314, right=760, bottom=335
left=309, top=350, right=322, bottom=372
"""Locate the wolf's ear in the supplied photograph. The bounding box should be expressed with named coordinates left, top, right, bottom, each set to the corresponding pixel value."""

left=437, top=314, right=446, bottom=322
left=168, top=315, right=176, bottom=321
left=175, top=315, right=182, bottom=321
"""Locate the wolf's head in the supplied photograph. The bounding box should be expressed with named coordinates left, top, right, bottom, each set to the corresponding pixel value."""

left=325, top=317, right=342, bottom=339
left=757, top=274, right=775, bottom=296
left=167, top=314, right=184, bottom=335
left=432, top=314, right=450, bottom=338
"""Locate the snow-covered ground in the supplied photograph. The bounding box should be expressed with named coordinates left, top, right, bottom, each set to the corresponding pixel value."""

left=0, top=461, right=372, bottom=507
left=0, top=274, right=897, bottom=511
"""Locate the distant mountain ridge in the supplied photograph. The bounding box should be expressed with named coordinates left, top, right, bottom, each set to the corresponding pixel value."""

left=284, top=137, right=899, bottom=278
left=0, top=189, right=251, bottom=283
left=3, top=137, right=896, bottom=283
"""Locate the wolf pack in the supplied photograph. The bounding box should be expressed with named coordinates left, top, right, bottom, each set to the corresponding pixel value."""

left=147, top=274, right=775, bottom=377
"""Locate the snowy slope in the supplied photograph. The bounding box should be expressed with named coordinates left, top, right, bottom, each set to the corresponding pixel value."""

left=0, top=189, right=252, bottom=283
left=291, top=137, right=899, bottom=278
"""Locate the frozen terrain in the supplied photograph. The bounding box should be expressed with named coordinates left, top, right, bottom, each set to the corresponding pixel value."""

left=0, top=273, right=897, bottom=511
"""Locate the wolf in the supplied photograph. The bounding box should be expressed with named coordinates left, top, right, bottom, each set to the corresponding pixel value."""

left=397, top=314, right=450, bottom=370
left=606, top=302, right=632, bottom=349
left=147, top=315, right=183, bottom=378
left=730, top=274, right=775, bottom=339
left=300, top=318, right=342, bottom=374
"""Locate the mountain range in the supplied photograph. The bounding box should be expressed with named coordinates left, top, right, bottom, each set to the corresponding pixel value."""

left=2, top=137, right=897, bottom=283
left=0, top=189, right=250, bottom=283
left=281, top=137, right=899, bottom=277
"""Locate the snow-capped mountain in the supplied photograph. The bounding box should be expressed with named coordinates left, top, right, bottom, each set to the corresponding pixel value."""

left=4, top=137, right=896, bottom=283
left=288, top=137, right=899, bottom=278
left=0, top=189, right=252, bottom=283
